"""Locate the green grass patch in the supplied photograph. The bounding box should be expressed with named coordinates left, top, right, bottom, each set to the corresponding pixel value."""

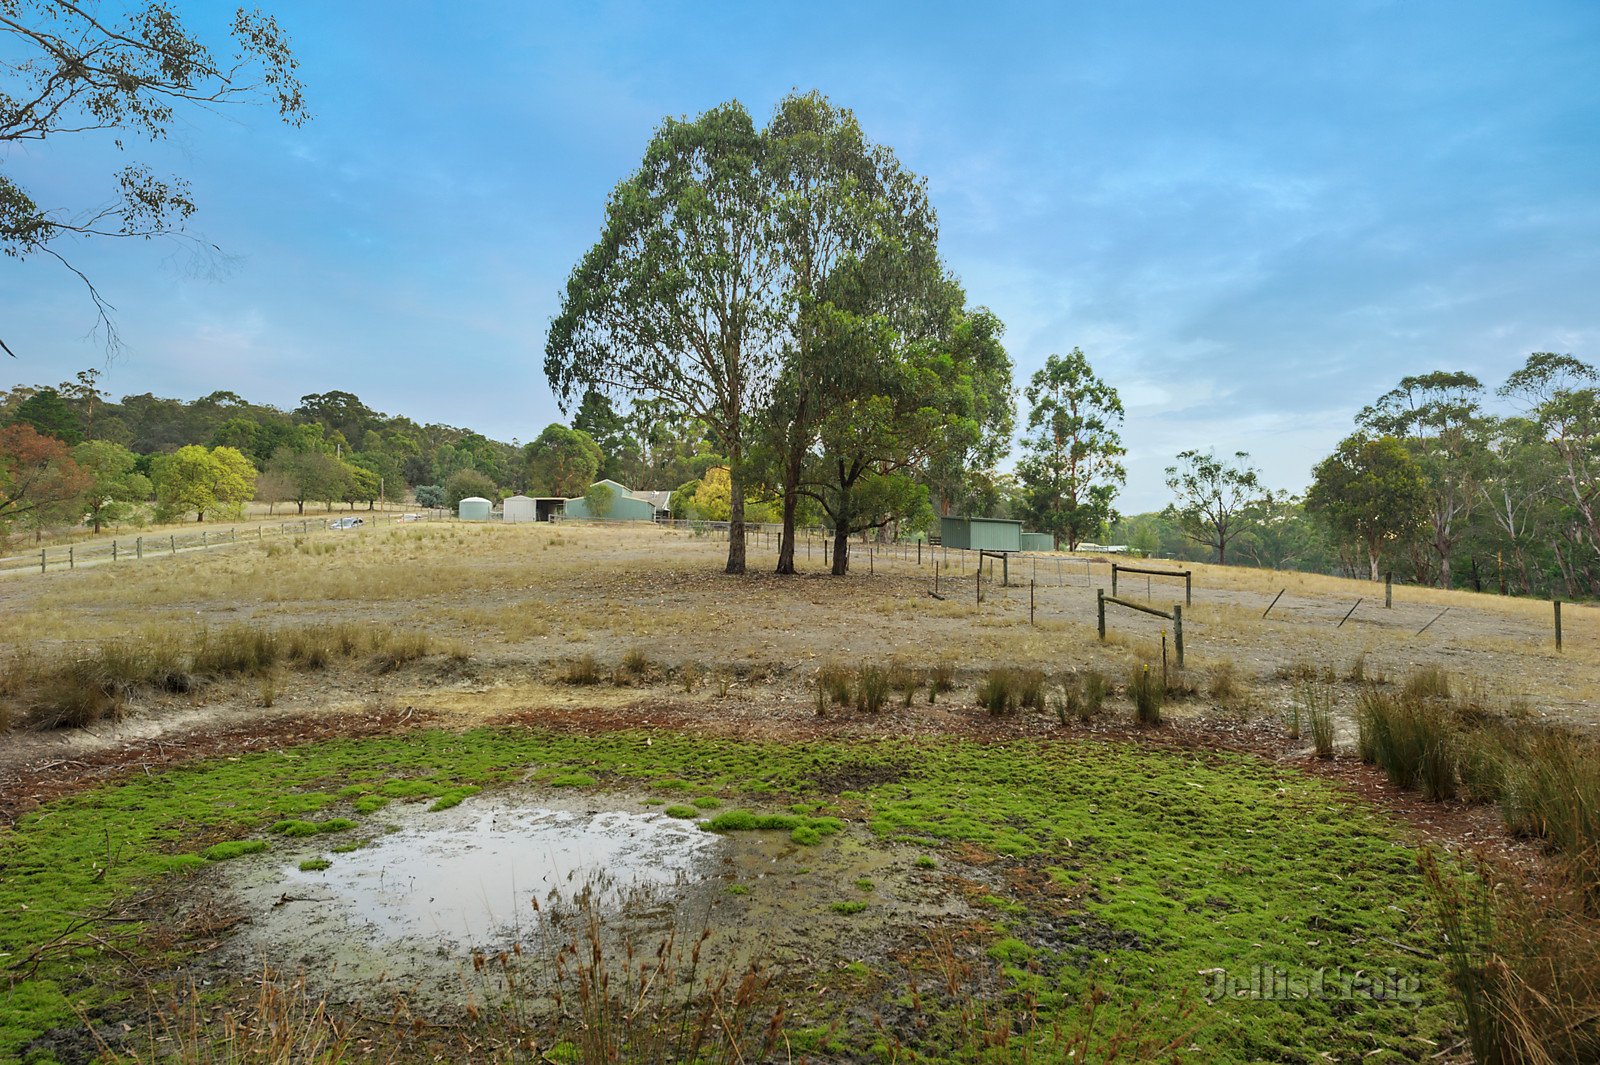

left=691, top=796, right=722, bottom=809
left=200, top=839, right=267, bottom=862
left=427, top=786, right=479, bottom=811
left=298, top=857, right=332, bottom=872
left=0, top=727, right=1456, bottom=1063
left=831, top=900, right=869, bottom=915
left=662, top=804, right=699, bottom=819
left=270, top=817, right=356, bottom=837
left=547, top=772, right=596, bottom=788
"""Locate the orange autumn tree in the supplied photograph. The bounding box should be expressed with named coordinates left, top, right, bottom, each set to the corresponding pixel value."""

left=0, top=423, right=91, bottom=536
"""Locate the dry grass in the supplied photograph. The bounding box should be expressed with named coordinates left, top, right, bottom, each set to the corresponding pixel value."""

left=2, top=522, right=1596, bottom=737
left=0, top=623, right=443, bottom=730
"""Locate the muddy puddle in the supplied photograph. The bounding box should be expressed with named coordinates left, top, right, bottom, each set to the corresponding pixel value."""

left=208, top=790, right=972, bottom=1011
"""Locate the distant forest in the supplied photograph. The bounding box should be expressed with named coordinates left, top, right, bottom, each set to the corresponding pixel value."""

left=2, top=351, right=1597, bottom=602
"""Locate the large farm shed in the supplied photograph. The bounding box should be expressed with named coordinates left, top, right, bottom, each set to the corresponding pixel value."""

left=1020, top=531, right=1055, bottom=552
left=563, top=479, right=661, bottom=521
left=939, top=516, right=1022, bottom=552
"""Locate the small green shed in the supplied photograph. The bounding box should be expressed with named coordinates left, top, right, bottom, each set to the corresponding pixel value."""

left=939, top=516, right=1023, bottom=552
left=1020, top=531, right=1055, bottom=552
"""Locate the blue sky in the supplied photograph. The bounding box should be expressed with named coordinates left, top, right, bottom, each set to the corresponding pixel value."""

left=5, top=0, right=1598, bottom=510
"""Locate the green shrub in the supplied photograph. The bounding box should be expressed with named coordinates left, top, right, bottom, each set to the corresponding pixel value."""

left=928, top=662, right=955, bottom=704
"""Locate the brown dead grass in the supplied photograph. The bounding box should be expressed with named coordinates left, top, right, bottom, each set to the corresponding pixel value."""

left=0, top=522, right=1594, bottom=740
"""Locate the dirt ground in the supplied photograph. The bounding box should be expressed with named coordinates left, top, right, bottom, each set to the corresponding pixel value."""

left=0, top=519, right=1594, bottom=782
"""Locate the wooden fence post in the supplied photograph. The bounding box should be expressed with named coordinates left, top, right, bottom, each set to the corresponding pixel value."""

left=112, top=540, right=118, bottom=562
left=1097, top=588, right=1106, bottom=640
left=1111, top=564, right=1119, bottom=597
left=1385, top=571, right=1393, bottom=609
left=135, top=536, right=142, bottom=560
left=68, top=546, right=74, bottom=570
left=39, top=549, right=46, bottom=574
left=1554, top=600, right=1563, bottom=651
left=1030, top=579, right=1035, bottom=625
left=1184, top=571, right=1192, bottom=606
left=170, top=535, right=176, bottom=555
left=1173, top=604, right=1184, bottom=668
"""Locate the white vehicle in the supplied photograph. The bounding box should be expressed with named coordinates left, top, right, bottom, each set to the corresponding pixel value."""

left=328, top=517, right=364, bottom=529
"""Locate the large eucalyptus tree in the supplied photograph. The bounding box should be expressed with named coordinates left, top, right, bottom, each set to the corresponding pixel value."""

left=545, top=102, right=784, bottom=574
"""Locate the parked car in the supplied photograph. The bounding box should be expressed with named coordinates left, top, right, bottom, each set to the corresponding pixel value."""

left=399, top=513, right=421, bottom=522
left=328, top=517, right=364, bottom=529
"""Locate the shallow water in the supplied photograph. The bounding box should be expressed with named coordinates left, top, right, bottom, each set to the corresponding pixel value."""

left=279, top=806, right=721, bottom=945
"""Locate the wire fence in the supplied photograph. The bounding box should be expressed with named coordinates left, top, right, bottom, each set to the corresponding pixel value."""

left=0, top=508, right=452, bottom=578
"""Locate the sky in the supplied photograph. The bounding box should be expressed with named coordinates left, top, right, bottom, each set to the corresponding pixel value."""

left=5, top=0, right=1599, bottom=510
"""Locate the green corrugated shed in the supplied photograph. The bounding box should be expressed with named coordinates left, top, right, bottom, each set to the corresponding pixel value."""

left=1020, top=531, right=1055, bottom=552
left=564, top=480, right=657, bottom=521
left=939, top=516, right=1022, bottom=551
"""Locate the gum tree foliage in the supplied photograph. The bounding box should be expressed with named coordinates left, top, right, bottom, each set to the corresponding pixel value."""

left=523, top=423, right=602, bottom=498
left=1306, top=434, right=1429, bottom=581
left=760, top=92, right=925, bottom=573
left=1016, top=348, right=1125, bottom=550
left=582, top=480, right=615, bottom=519
left=0, top=421, right=88, bottom=531
left=11, top=387, right=82, bottom=442
left=71, top=438, right=149, bottom=531
left=546, top=101, right=783, bottom=575
left=414, top=484, right=444, bottom=509
left=149, top=444, right=255, bottom=522
left=1500, top=352, right=1600, bottom=593
left=1163, top=450, right=1268, bottom=565
left=1, top=1, right=308, bottom=354
left=1357, top=372, right=1486, bottom=589
left=443, top=469, right=495, bottom=510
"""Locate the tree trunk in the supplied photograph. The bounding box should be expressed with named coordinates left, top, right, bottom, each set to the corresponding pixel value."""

left=775, top=449, right=801, bottom=576
left=297, top=499, right=305, bottom=515
left=1366, top=538, right=1381, bottom=581
left=725, top=457, right=747, bottom=575
left=831, top=521, right=850, bottom=575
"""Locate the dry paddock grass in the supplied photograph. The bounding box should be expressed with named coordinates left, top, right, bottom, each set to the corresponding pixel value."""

left=0, top=520, right=1594, bottom=757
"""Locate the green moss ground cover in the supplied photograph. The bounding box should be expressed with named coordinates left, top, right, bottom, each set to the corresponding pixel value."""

left=0, top=728, right=1453, bottom=1062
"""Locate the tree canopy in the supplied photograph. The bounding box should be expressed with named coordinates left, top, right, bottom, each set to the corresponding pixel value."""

left=2, top=1, right=308, bottom=353
left=1017, top=348, right=1125, bottom=551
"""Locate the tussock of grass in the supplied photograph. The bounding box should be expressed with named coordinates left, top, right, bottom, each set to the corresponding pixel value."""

left=298, top=857, right=332, bottom=872
left=3, top=623, right=439, bottom=730
left=817, top=664, right=853, bottom=707
left=854, top=664, right=889, bottom=713
left=558, top=654, right=604, bottom=685
left=1128, top=663, right=1163, bottom=726
left=976, top=667, right=1044, bottom=715
left=662, top=804, right=699, bottom=819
